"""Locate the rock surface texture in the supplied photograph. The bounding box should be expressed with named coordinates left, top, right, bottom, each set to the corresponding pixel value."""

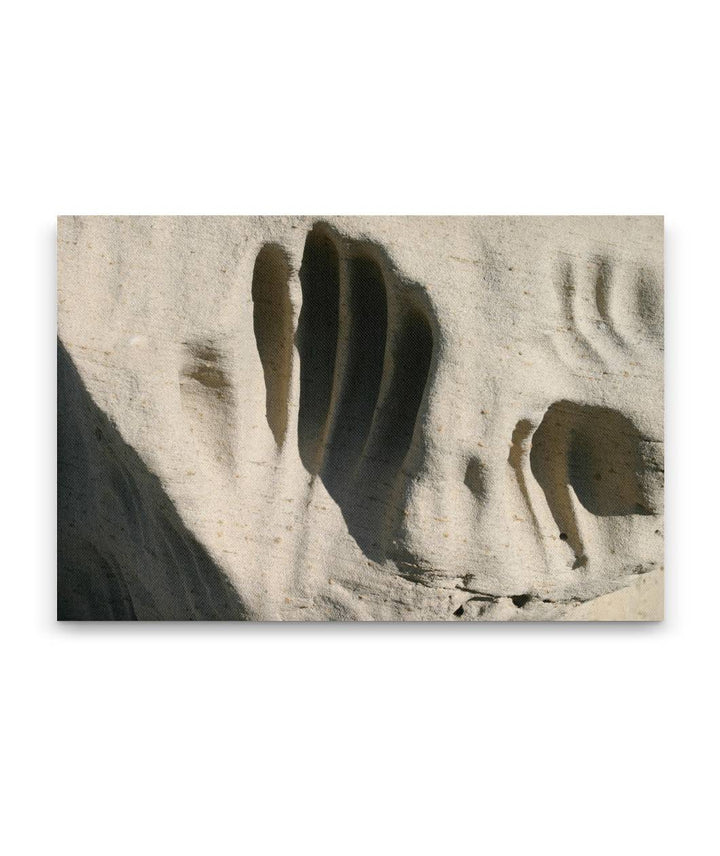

left=58, top=216, right=664, bottom=620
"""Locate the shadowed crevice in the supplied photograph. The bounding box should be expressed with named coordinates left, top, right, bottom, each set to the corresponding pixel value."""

left=593, top=256, right=624, bottom=347
left=321, top=252, right=388, bottom=497
left=58, top=340, right=248, bottom=620
left=252, top=243, right=293, bottom=447
left=371, top=307, right=434, bottom=474
left=293, top=224, right=436, bottom=562
left=296, top=226, right=340, bottom=473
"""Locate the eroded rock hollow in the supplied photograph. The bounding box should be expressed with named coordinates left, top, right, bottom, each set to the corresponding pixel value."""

left=58, top=216, right=664, bottom=620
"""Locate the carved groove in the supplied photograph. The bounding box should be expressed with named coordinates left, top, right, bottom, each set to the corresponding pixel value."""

left=593, top=256, right=624, bottom=346
left=252, top=243, right=293, bottom=447
left=508, top=418, right=542, bottom=538
left=294, top=224, right=435, bottom=560
left=297, top=226, right=340, bottom=473
left=556, top=257, right=599, bottom=365
left=322, top=253, right=388, bottom=492
left=182, top=343, right=231, bottom=396
left=369, top=307, right=434, bottom=475
left=180, top=341, right=235, bottom=465
left=635, top=267, right=663, bottom=343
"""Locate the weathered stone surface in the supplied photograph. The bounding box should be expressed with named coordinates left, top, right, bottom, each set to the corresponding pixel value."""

left=57, top=216, right=664, bottom=620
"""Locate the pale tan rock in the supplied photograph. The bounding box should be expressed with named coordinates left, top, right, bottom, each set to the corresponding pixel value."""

left=57, top=216, right=664, bottom=620
left=563, top=569, right=663, bottom=621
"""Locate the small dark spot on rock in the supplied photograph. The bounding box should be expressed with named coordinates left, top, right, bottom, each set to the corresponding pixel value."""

left=453, top=605, right=464, bottom=617
left=511, top=594, right=531, bottom=608
left=559, top=532, right=568, bottom=541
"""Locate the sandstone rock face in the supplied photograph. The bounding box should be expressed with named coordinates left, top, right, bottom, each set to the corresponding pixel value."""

left=57, top=216, right=664, bottom=620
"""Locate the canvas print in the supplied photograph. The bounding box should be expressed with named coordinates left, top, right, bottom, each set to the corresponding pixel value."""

left=57, top=216, right=664, bottom=620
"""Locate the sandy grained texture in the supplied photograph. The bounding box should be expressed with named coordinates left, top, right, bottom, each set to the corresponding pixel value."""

left=57, top=216, right=664, bottom=621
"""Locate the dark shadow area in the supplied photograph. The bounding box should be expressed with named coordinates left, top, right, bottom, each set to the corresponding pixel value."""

left=292, top=225, right=435, bottom=562
left=464, top=455, right=486, bottom=499
left=529, top=400, right=656, bottom=565
left=252, top=244, right=293, bottom=446
left=367, top=308, right=434, bottom=475
left=353, top=304, right=435, bottom=557
left=58, top=340, right=248, bottom=620
left=321, top=253, right=388, bottom=497
left=296, top=226, right=340, bottom=473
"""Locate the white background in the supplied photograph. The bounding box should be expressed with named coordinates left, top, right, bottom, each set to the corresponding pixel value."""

left=3, top=1, right=718, bottom=854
